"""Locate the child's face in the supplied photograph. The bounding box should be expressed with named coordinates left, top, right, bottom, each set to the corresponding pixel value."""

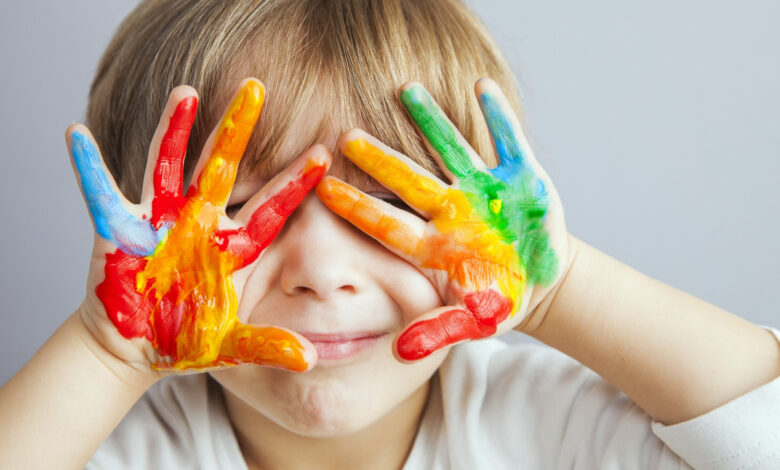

left=209, top=139, right=448, bottom=437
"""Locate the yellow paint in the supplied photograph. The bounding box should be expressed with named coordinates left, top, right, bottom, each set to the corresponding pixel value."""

left=489, top=199, right=502, bottom=214
left=343, top=139, right=447, bottom=216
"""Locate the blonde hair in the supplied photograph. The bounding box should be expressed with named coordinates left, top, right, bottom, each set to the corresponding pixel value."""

left=87, top=0, right=523, bottom=201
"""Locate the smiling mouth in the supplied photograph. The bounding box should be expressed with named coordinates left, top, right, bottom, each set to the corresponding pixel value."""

left=300, top=332, right=386, bottom=360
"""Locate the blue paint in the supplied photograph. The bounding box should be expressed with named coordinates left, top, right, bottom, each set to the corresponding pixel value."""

left=477, top=90, right=557, bottom=285
left=71, top=131, right=161, bottom=256
left=479, top=91, right=531, bottom=184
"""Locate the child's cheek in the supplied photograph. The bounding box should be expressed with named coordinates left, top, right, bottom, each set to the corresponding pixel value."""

left=383, top=261, right=444, bottom=326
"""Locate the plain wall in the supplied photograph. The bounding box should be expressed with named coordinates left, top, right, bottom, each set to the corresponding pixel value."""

left=1, top=0, right=778, bottom=385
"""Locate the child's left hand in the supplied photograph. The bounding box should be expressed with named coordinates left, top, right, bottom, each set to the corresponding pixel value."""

left=317, top=79, right=569, bottom=361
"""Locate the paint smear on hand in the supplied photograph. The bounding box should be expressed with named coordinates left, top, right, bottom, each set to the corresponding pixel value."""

left=322, top=84, right=557, bottom=361
left=74, top=81, right=324, bottom=371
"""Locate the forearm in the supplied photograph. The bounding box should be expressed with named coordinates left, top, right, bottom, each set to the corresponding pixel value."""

left=525, top=235, right=780, bottom=425
left=0, top=311, right=159, bottom=469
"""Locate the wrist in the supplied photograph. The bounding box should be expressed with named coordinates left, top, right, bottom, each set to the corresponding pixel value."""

left=516, top=232, right=582, bottom=336
left=0, top=311, right=161, bottom=468
left=70, top=308, right=163, bottom=392
left=512, top=238, right=780, bottom=424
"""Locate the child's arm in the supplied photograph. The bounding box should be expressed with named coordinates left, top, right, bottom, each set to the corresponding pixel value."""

left=0, top=79, right=329, bottom=469
left=526, top=235, right=780, bottom=425
left=0, top=312, right=158, bottom=469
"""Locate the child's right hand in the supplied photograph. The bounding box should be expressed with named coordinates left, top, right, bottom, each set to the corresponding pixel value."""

left=68, top=79, right=326, bottom=375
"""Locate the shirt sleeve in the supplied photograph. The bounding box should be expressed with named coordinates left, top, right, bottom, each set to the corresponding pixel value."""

left=85, top=376, right=199, bottom=469
left=651, top=327, right=780, bottom=470
left=432, top=329, right=780, bottom=470
left=433, top=337, right=686, bottom=469
left=85, top=374, right=246, bottom=469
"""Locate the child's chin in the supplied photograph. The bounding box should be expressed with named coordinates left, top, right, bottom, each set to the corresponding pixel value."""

left=281, top=416, right=370, bottom=439
left=275, top=382, right=382, bottom=438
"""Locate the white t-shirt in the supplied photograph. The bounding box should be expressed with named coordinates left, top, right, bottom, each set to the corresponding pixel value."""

left=87, top=329, right=780, bottom=469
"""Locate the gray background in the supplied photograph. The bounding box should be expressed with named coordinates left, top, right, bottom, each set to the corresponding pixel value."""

left=1, top=1, right=777, bottom=385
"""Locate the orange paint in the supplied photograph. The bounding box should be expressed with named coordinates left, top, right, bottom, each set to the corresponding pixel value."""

left=316, top=179, right=423, bottom=253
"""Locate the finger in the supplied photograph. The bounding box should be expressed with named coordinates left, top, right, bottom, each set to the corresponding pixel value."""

left=140, top=86, right=198, bottom=229
left=399, top=82, right=486, bottom=182
left=211, top=228, right=260, bottom=269
left=66, top=125, right=160, bottom=256
left=236, top=145, right=331, bottom=251
left=395, top=289, right=512, bottom=361
left=474, top=78, right=535, bottom=182
left=211, top=147, right=330, bottom=268
left=317, top=176, right=427, bottom=263
left=218, top=323, right=317, bottom=372
left=339, top=128, right=448, bottom=219
left=188, top=78, right=264, bottom=207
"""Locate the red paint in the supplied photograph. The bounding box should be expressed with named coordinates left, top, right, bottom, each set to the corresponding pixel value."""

left=246, top=163, right=326, bottom=251
left=96, top=250, right=154, bottom=341
left=97, top=250, right=187, bottom=360
left=212, top=228, right=260, bottom=267
left=150, top=284, right=187, bottom=358
left=397, top=289, right=512, bottom=360
left=213, top=163, right=326, bottom=266
left=151, top=96, right=197, bottom=229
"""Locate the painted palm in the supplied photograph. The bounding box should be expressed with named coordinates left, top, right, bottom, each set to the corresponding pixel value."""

left=318, top=80, right=559, bottom=360
left=70, top=80, right=324, bottom=371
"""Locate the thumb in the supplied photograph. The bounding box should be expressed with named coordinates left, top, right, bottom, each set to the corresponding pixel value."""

left=219, top=323, right=318, bottom=372
left=393, top=303, right=503, bottom=362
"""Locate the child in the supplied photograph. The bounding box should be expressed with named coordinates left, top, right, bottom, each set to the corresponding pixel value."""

left=1, top=0, right=779, bottom=468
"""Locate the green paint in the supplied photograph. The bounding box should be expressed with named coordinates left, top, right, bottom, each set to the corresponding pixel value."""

left=400, top=85, right=476, bottom=179
left=458, top=170, right=557, bottom=286
left=401, top=84, right=558, bottom=286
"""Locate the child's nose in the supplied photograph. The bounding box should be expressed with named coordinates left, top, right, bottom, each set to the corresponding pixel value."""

left=275, top=195, right=365, bottom=300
